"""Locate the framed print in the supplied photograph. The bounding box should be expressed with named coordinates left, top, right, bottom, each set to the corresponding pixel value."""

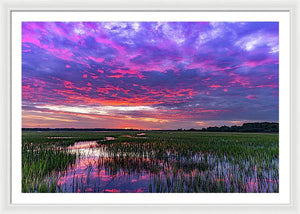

left=6, top=7, right=294, bottom=209
left=11, top=10, right=291, bottom=205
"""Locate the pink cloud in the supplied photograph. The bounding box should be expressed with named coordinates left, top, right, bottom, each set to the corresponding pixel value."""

left=88, top=56, right=105, bottom=63
left=209, top=85, right=222, bottom=88
left=246, top=95, right=257, bottom=100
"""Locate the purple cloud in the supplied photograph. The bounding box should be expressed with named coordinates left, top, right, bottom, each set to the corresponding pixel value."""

left=22, top=22, right=279, bottom=129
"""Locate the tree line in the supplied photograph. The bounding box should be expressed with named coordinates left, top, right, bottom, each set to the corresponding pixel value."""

left=23, top=122, right=279, bottom=133
left=180, top=122, right=279, bottom=133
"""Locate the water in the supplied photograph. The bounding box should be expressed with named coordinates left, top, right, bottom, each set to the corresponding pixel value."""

left=55, top=141, right=279, bottom=193
left=56, top=141, right=152, bottom=193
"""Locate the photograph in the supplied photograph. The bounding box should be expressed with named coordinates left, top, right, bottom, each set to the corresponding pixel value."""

left=21, top=21, right=280, bottom=194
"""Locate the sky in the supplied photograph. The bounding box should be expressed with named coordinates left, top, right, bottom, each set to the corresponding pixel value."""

left=22, top=22, right=279, bottom=129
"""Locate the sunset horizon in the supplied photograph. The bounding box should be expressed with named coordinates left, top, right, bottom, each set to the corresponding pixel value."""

left=22, top=121, right=279, bottom=130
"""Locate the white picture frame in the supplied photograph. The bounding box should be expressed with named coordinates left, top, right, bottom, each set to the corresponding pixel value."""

left=1, top=0, right=299, bottom=213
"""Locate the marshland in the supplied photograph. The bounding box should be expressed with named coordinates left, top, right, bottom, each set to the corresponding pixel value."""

left=22, top=131, right=279, bottom=193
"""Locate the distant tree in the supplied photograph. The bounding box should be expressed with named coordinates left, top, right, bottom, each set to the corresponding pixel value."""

left=197, top=122, right=278, bottom=133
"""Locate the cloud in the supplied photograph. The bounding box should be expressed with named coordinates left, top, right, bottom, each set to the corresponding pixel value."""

left=22, top=22, right=279, bottom=129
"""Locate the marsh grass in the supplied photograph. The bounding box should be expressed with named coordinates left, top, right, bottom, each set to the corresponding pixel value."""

left=22, top=131, right=279, bottom=193
left=22, top=143, right=76, bottom=192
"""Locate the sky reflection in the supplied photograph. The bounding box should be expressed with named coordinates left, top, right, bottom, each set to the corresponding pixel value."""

left=54, top=141, right=279, bottom=193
